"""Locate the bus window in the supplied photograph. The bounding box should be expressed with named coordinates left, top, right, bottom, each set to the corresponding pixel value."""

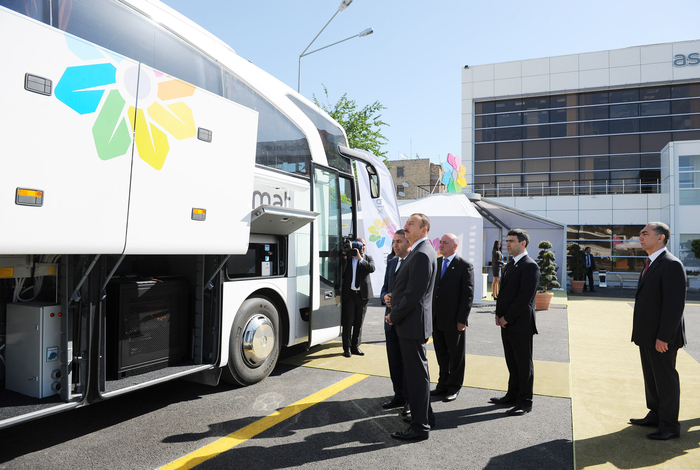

left=224, top=71, right=311, bottom=176
left=1, top=0, right=50, bottom=24
left=339, top=175, right=355, bottom=238
left=286, top=94, right=350, bottom=174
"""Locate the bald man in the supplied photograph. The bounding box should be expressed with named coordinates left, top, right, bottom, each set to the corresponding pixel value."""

left=431, top=233, right=474, bottom=402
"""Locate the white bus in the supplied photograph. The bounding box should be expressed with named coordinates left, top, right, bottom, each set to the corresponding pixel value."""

left=0, top=0, right=383, bottom=429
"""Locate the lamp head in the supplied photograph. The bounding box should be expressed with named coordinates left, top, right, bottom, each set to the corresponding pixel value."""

left=359, top=28, right=374, bottom=37
left=338, top=0, right=353, bottom=11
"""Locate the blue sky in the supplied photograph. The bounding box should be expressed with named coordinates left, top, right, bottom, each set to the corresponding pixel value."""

left=160, top=0, right=699, bottom=165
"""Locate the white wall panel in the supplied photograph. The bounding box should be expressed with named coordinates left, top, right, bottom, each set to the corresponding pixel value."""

left=612, top=209, right=649, bottom=224
left=495, top=61, right=522, bottom=79
left=522, top=58, right=549, bottom=76
left=523, top=75, right=550, bottom=94
left=641, top=62, right=673, bottom=82
left=495, top=77, right=522, bottom=96
left=472, top=64, right=495, bottom=82
left=579, top=51, right=609, bottom=70
left=641, top=43, right=673, bottom=64
left=580, top=68, right=609, bottom=88
left=579, top=210, right=613, bottom=224
left=550, top=72, right=578, bottom=91
left=610, top=47, right=640, bottom=67
left=550, top=54, right=578, bottom=73
left=473, top=80, right=495, bottom=98
left=610, top=66, right=641, bottom=85
left=611, top=194, right=648, bottom=210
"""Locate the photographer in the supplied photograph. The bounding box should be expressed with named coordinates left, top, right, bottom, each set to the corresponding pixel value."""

left=341, top=237, right=375, bottom=357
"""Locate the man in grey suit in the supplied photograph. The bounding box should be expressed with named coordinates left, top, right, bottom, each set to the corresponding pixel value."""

left=380, top=230, right=410, bottom=411
left=431, top=233, right=474, bottom=402
left=386, top=213, right=437, bottom=441
left=629, top=222, right=687, bottom=440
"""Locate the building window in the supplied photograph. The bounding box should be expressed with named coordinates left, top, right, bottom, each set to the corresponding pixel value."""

left=397, top=166, right=405, bottom=178
left=567, top=225, right=646, bottom=273
left=472, top=83, right=700, bottom=196
left=679, top=234, right=700, bottom=268
left=679, top=156, right=700, bottom=205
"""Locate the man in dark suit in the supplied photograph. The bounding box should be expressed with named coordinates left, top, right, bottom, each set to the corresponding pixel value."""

left=583, top=247, right=597, bottom=292
left=386, top=213, right=437, bottom=441
left=431, top=233, right=474, bottom=402
left=341, top=237, right=375, bottom=357
left=380, top=229, right=410, bottom=412
left=490, top=228, right=540, bottom=417
left=629, top=222, right=687, bottom=440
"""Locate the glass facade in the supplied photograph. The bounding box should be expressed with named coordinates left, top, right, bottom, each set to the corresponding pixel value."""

left=567, top=225, right=646, bottom=273
left=679, top=155, right=700, bottom=205
left=474, top=85, right=700, bottom=197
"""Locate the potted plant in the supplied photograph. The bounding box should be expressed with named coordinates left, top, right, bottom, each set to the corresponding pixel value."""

left=536, top=240, right=561, bottom=310
left=567, top=243, right=587, bottom=293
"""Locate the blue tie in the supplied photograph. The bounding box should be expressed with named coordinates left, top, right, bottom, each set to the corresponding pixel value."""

left=441, top=258, right=449, bottom=278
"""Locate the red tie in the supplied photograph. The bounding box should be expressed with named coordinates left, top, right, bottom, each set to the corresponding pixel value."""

left=641, top=258, right=650, bottom=278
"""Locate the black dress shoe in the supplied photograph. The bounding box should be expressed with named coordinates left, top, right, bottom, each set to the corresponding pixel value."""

left=391, top=428, right=429, bottom=441
left=430, top=388, right=447, bottom=396
left=343, top=350, right=351, bottom=358
left=443, top=390, right=460, bottom=402
left=505, top=404, right=532, bottom=416
left=382, top=397, right=405, bottom=409
left=351, top=348, right=364, bottom=356
left=401, top=403, right=411, bottom=419
left=647, top=430, right=680, bottom=440
left=490, top=396, right=517, bottom=406
left=590, top=289, right=596, bottom=292
left=630, top=417, right=659, bottom=427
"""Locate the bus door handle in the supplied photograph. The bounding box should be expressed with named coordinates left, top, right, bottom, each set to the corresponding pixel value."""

left=324, top=291, right=334, bottom=300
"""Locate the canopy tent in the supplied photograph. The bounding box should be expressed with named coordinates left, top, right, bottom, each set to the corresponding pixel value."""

left=472, top=195, right=567, bottom=287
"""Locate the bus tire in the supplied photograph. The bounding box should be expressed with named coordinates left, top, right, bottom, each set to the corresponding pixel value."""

left=226, top=297, right=280, bottom=386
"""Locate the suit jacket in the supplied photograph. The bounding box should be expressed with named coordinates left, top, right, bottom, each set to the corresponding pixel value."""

left=632, top=250, right=687, bottom=348
left=342, top=253, right=375, bottom=300
left=496, top=254, right=540, bottom=335
left=389, top=239, right=438, bottom=340
left=380, top=256, right=400, bottom=331
left=585, top=252, right=597, bottom=271
left=432, top=255, right=474, bottom=330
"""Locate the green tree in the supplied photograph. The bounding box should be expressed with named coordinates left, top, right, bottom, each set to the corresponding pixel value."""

left=314, top=85, right=389, bottom=163
left=691, top=239, right=700, bottom=260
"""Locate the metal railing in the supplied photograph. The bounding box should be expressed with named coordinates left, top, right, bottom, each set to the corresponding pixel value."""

left=469, top=179, right=660, bottom=198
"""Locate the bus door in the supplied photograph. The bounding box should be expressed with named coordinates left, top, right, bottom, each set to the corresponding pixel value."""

left=309, top=165, right=342, bottom=347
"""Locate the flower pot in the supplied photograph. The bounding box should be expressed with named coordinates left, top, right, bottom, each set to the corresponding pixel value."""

left=571, top=280, right=585, bottom=293
left=535, top=291, right=554, bottom=310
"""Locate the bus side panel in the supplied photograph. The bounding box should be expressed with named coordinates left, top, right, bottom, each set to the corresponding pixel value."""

left=0, top=12, right=132, bottom=254
left=220, top=279, right=292, bottom=367
left=124, top=64, right=258, bottom=255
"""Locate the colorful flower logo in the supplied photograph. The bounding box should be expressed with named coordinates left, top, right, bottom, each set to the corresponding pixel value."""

left=429, top=238, right=440, bottom=252
left=54, top=35, right=197, bottom=170
left=441, top=153, right=467, bottom=193
left=367, top=218, right=398, bottom=248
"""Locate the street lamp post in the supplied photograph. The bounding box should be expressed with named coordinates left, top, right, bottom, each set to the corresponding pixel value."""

left=297, top=0, right=373, bottom=93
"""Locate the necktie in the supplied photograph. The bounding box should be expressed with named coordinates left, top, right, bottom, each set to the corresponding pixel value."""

left=395, top=258, right=402, bottom=272
left=503, top=260, right=514, bottom=278
left=586, top=254, right=590, bottom=268
left=641, top=258, right=650, bottom=278
left=441, top=258, right=449, bottom=278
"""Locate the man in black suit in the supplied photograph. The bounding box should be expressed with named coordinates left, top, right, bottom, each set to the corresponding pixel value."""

left=629, top=222, right=687, bottom=440
left=386, top=213, right=437, bottom=441
left=341, top=237, right=375, bottom=358
left=490, top=228, right=540, bottom=416
left=380, top=229, right=410, bottom=412
left=431, top=233, right=474, bottom=402
left=583, top=247, right=597, bottom=292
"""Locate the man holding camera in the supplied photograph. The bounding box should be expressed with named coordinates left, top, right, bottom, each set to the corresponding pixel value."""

left=341, top=237, right=375, bottom=357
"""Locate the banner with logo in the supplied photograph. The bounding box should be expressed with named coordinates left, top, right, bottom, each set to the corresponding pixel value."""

left=355, top=150, right=402, bottom=297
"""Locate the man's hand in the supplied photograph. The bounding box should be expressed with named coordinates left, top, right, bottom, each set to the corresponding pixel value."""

left=384, top=293, right=392, bottom=308
left=655, top=339, right=669, bottom=353
left=354, top=252, right=362, bottom=261
left=385, top=313, right=393, bottom=325
left=498, top=317, right=508, bottom=328
left=495, top=315, right=500, bottom=326
left=457, top=322, right=466, bottom=332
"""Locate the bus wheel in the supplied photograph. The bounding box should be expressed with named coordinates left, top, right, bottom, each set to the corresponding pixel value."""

left=226, top=297, right=280, bottom=386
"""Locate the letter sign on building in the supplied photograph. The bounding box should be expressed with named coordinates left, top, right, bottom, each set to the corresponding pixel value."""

left=674, top=53, right=700, bottom=67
